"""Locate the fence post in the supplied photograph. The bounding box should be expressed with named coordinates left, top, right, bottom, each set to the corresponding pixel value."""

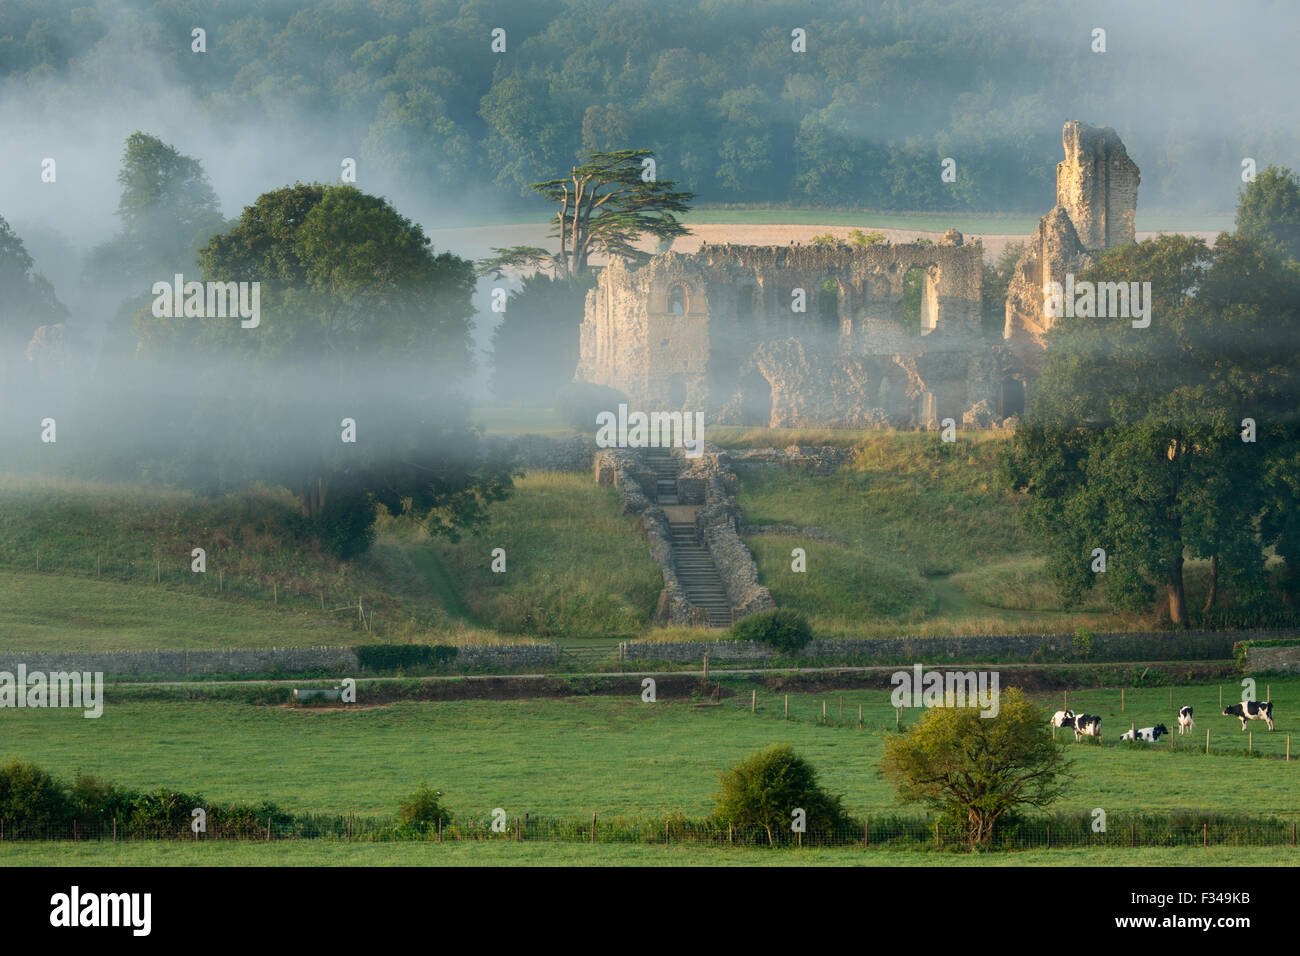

left=839, top=697, right=843, bottom=721
left=934, top=821, right=940, bottom=848
left=266, top=818, right=271, bottom=841
left=703, top=655, right=709, bottom=681
left=112, top=819, right=117, bottom=842
left=1045, top=824, right=1049, bottom=849
left=591, top=812, right=596, bottom=843
left=1121, top=687, right=1125, bottom=712
left=751, top=689, right=756, bottom=713
left=1206, top=728, right=1211, bottom=755
left=822, top=700, right=827, bottom=722
left=437, top=817, right=442, bottom=842
left=1203, top=822, right=1207, bottom=847
left=665, top=817, right=670, bottom=846
left=858, top=703, right=863, bottom=726
left=784, top=695, right=788, bottom=720
left=1249, top=731, right=1252, bottom=753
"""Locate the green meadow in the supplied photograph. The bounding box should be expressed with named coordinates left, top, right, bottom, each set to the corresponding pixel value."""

left=2, top=680, right=1295, bottom=822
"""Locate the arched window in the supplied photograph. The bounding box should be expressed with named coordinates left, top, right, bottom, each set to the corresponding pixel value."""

left=668, top=285, right=687, bottom=315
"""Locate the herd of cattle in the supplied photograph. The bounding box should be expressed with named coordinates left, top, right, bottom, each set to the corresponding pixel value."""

left=1049, top=701, right=1277, bottom=743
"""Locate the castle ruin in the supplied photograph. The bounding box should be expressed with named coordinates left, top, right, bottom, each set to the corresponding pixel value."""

left=575, top=121, right=1139, bottom=427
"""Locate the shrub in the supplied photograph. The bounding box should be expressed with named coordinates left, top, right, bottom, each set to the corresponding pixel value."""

left=729, top=608, right=813, bottom=653
left=712, top=744, right=852, bottom=845
left=398, top=783, right=453, bottom=834
left=0, top=761, right=71, bottom=834
left=553, top=382, right=629, bottom=433
left=1072, top=627, right=1093, bottom=660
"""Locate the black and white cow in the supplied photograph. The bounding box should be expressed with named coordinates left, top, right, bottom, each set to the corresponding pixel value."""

left=1072, top=713, right=1102, bottom=742
left=1223, top=700, right=1274, bottom=731
left=1120, top=724, right=1169, bottom=742
left=1050, top=709, right=1075, bottom=729
left=1177, top=705, right=1194, bottom=735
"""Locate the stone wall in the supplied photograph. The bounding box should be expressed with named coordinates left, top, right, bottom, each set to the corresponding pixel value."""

left=0, top=643, right=562, bottom=678
left=621, top=629, right=1250, bottom=664
left=576, top=235, right=990, bottom=429
left=483, top=434, right=596, bottom=472
left=1241, top=643, right=1300, bottom=674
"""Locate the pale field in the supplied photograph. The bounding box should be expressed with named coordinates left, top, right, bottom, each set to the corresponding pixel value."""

left=426, top=221, right=1222, bottom=270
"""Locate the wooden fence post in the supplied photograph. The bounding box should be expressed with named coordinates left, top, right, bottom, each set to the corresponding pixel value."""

left=591, top=812, right=596, bottom=843
left=1206, top=728, right=1211, bottom=755
left=1121, top=687, right=1125, bottom=712
left=751, top=689, right=756, bottom=713
left=935, top=821, right=940, bottom=848
left=784, top=695, right=788, bottom=720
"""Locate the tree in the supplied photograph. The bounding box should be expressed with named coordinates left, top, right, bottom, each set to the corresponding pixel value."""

left=83, top=132, right=225, bottom=304
left=712, top=744, right=852, bottom=846
left=489, top=272, right=595, bottom=403
left=0, top=216, right=68, bottom=394
left=1005, top=235, right=1217, bottom=625
left=477, top=149, right=694, bottom=280
left=187, top=183, right=474, bottom=373
left=1235, top=166, right=1300, bottom=264
left=880, top=688, right=1072, bottom=849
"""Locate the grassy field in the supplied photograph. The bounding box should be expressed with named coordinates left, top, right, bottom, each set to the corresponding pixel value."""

left=0, top=471, right=653, bottom=649
left=425, top=473, right=660, bottom=640
left=734, top=432, right=1158, bottom=637
left=3, top=680, right=1295, bottom=823
left=0, top=841, right=1289, bottom=867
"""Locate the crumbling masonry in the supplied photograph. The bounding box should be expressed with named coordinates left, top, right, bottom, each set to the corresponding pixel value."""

left=575, top=121, right=1139, bottom=426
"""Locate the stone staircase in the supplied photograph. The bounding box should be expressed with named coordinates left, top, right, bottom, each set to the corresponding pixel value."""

left=646, top=447, right=732, bottom=628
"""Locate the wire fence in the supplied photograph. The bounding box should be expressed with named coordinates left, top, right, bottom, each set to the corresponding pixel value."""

left=7, top=546, right=381, bottom=632
left=5, top=813, right=1298, bottom=850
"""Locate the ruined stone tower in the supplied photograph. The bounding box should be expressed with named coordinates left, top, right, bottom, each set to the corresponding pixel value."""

left=575, top=121, right=1138, bottom=429
left=1003, top=122, right=1140, bottom=380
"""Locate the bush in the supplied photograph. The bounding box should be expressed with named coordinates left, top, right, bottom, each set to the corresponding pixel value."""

left=398, top=782, right=453, bottom=834
left=728, top=608, right=813, bottom=653
left=712, top=744, right=852, bottom=845
left=355, top=644, right=458, bottom=672
left=553, top=382, right=629, bottom=433
left=0, top=761, right=71, bottom=833
left=1072, top=627, right=1093, bottom=660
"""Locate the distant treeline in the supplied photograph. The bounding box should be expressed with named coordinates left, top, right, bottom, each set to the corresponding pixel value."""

left=3, top=0, right=1290, bottom=213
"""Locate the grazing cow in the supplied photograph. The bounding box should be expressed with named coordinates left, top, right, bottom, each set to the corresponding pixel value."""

left=1050, top=709, right=1075, bottom=729
left=1177, top=705, right=1194, bottom=735
left=1072, top=713, right=1102, bottom=742
left=1223, top=700, right=1274, bottom=731
left=1120, top=724, right=1169, bottom=742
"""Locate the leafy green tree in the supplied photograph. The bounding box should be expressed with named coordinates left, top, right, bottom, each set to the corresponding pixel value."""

left=478, top=149, right=694, bottom=279
left=712, top=744, right=852, bottom=846
left=83, top=132, right=225, bottom=306
left=0, top=215, right=68, bottom=382
left=881, top=688, right=1072, bottom=849
left=490, top=273, right=595, bottom=403
left=183, top=183, right=474, bottom=373
left=1235, top=166, right=1300, bottom=263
